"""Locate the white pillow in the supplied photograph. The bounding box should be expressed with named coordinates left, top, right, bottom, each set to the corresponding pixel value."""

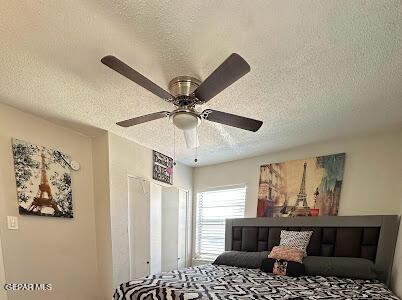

left=279, top=230, right=313, bottom=256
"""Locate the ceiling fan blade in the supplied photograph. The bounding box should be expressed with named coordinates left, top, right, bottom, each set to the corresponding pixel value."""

left=183, top=128, right=199, bottom=149
left=202, top=109, right=262, bottom=132
left=194, top=53, right=250, bottom=103
left=101, top=55, right=173, bottom=100
left=116, top=111, right=169, bottom=127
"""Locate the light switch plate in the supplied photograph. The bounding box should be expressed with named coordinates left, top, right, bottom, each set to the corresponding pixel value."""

left=7, top=216, right=18, bottom=230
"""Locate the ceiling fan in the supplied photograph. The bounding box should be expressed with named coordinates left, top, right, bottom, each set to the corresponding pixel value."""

left=101, top=53, right=263, bottom=148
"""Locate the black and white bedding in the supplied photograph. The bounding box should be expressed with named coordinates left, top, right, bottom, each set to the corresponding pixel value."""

left=113, top=264, right=398, bottom=300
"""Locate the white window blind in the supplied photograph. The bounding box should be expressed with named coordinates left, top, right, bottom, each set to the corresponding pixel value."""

left=195, top=186, right=246, bottom=259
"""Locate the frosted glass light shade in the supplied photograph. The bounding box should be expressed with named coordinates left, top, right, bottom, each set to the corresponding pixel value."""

left=171, top=112, right=200, bottom=131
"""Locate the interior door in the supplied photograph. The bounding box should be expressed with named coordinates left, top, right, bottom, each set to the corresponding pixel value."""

left=149, top=183, right=162, bottom=275
left=177, top=189, right=188, bottom=269
left=128, top=177, right=150, bottom=279
left=161, top=187, right=179, bottom=272
left=161, top=187, right=188, bottom=271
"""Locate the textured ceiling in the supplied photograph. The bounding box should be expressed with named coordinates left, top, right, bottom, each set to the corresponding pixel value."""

left=1, top=1, right=401, bottom=166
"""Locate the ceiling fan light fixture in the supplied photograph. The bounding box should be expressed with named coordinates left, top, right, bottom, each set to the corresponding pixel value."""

left=170, top=111, right=201, bottom=131
left=105, top=53, right=263, bottom=149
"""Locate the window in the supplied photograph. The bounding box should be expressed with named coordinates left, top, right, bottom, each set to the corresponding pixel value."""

left=195, top=186, right=246, bottom=259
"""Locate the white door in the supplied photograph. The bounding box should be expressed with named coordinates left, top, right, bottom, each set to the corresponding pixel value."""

left=161, top=188, right=188, bottom=271
left=128, top=177, right=151, bottom=279
left=161, top=187, right=179, bottom=272
left=177, top=189, right=188, bottom=269
left=149, top=183, right=162, bottom=275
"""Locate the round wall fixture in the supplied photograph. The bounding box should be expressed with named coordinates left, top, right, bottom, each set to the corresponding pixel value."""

left=70, top=161, right=80, bottom=171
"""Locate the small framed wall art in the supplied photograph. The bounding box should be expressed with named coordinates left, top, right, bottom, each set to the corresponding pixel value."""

left=152, top=150, right=173, bottom=185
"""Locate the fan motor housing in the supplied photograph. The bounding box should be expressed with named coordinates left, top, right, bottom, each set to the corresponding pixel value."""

left=168, top=76, right=201, bottom=97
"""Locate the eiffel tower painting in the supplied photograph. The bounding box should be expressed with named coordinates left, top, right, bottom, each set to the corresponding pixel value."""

left=12, top=139, right=73, bottom=218
left=288, top=162, right=311, bottom=217
left=29, top=152, right=60, bottom=213
left=257, top=153, right=345, bottom=218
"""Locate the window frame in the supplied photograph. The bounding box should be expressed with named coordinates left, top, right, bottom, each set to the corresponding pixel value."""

left=194, top=184, right=247, bottom=260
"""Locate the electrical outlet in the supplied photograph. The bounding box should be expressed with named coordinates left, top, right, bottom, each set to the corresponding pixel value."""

left=7, top=216, right=18, bottom=230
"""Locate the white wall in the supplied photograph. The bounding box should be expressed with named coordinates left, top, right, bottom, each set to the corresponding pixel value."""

left=0, top=232, right=6, bottom=300
left=0, top=103, right=100, bottom=300
left=92, top=133, right=113, bottom=299
left=1, top=101, right=400, bottom=297
left=108, top=133, right=193, bottom=287
left=0, top=104, right=194, bottom=298
left=193, top=129, right=402, bottom=295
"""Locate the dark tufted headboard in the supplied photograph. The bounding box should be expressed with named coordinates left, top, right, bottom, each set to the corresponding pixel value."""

left=225, top=215, right=400, bottom=285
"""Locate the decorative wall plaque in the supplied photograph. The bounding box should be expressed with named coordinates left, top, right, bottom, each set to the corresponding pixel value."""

left=152, top=150, right=173, bottom=185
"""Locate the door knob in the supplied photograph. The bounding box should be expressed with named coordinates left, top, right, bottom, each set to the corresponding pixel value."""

left=146, top=261, right=149, bottom=264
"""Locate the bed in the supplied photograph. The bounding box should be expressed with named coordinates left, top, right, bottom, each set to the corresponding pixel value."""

left=114, top=215, right=400, bottom=299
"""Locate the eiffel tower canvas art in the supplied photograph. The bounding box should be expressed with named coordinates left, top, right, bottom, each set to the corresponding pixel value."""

left=257, top=153, right=345, bottom=218
left=12, top=139, right=73, bottom=218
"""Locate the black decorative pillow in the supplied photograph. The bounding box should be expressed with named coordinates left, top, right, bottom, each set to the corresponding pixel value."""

left=261, top=258, right=305, bottom=277
left=303, top=256, right=377, bottom=280
left=213, top=251, right=269, bottom=269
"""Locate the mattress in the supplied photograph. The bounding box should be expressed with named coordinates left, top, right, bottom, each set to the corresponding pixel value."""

left=113, top=264, right=398, bottom=299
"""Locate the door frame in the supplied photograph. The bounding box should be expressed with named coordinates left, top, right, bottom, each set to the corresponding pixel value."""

left=178, top=188, right=190, bottom=268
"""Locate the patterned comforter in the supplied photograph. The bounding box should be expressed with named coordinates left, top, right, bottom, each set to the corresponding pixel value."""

left=114, top=264, right=398, bottom=300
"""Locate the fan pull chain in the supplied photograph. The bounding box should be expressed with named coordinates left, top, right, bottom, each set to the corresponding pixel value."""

left=173, top=127, right=176, bottom=166
left=194, top=126, right=198, bottom=164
